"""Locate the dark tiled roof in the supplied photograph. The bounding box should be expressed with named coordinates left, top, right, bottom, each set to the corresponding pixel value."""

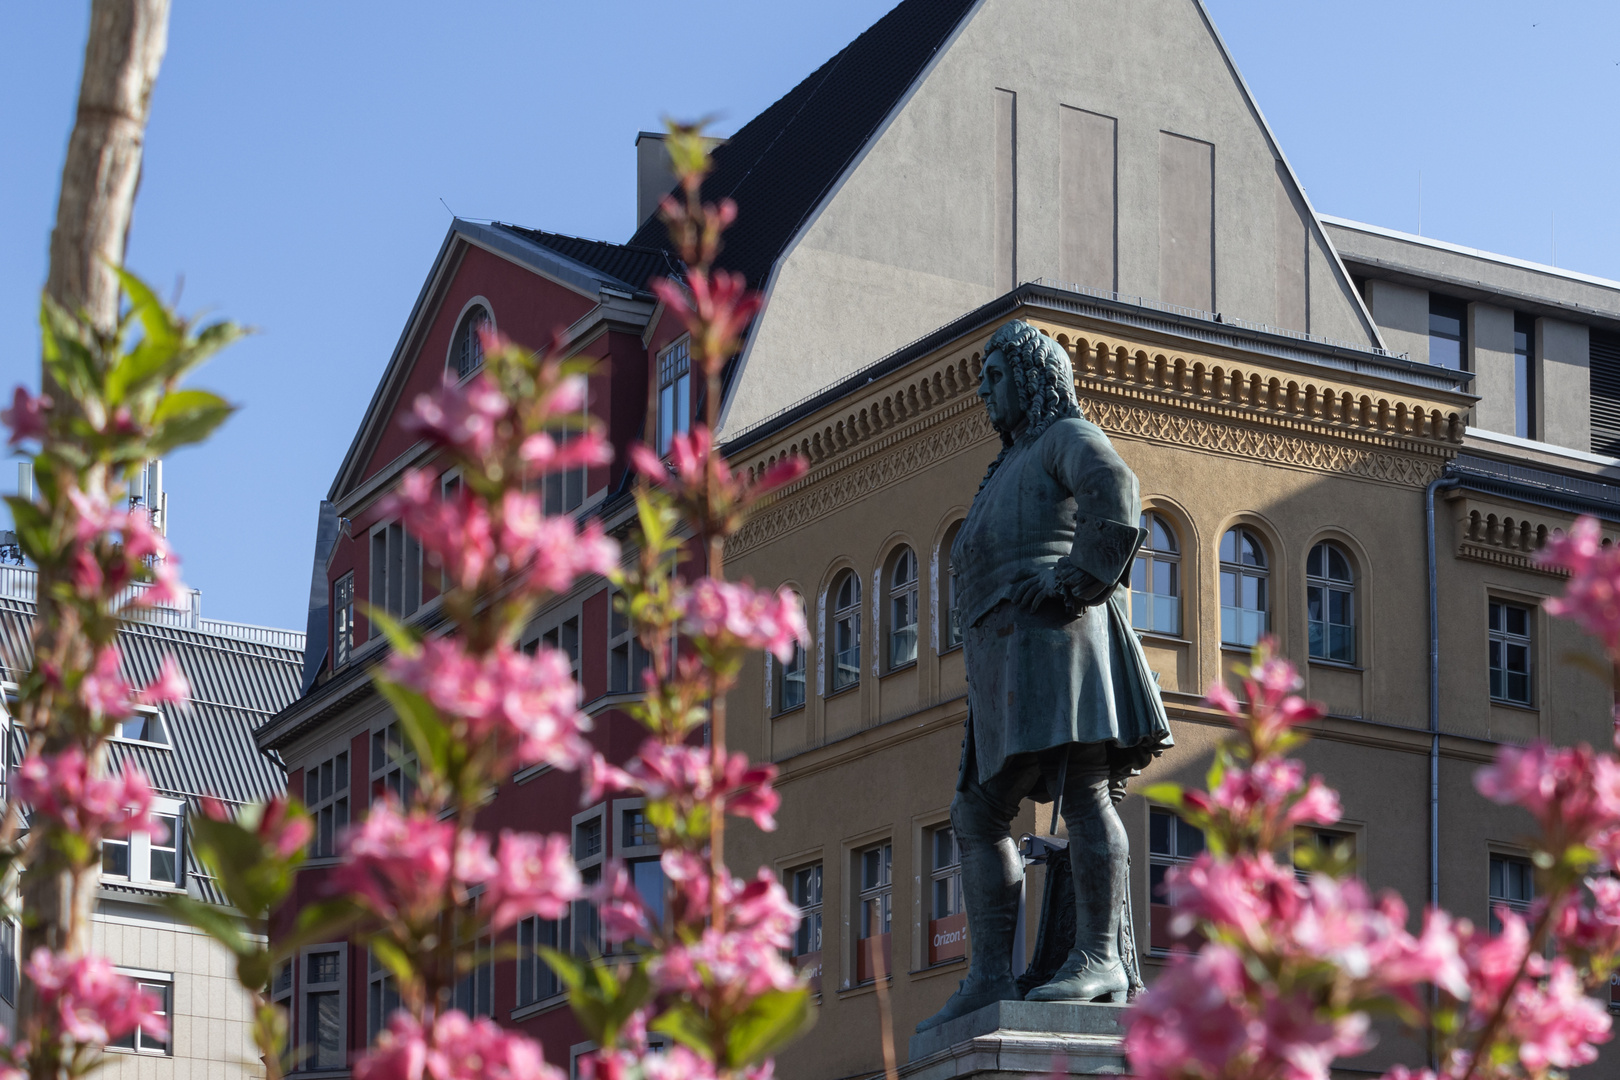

left=494, top=225, right=681, bottom=296
left=625, top=0, right=978, bottom=292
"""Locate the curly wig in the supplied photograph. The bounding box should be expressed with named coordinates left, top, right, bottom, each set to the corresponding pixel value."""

left=977, top=321, right=1083, bottom=491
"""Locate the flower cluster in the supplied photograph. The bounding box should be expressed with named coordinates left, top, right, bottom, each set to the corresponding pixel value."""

left=387, top=638, right=594, bottom=777
left=2, top=386, right=50, bottom=446
left=26, top=949, right=168, bottom=1047
left=331, top=801, right=580, bottom=933
left=354, top=1009, right=560, bottom=1080
left=64, top=485, right=186, bottom=608
left=630, top=427, right=806, bottom=539
left=15, top=748, right=162, bottom=845
left=1539, top=516, right=1620, bottom=657
left=1474, top=739, right=1620, bottom=860
left=584, top=742, right=780, bottom=833
left=676, top=579, right=808, bottom=664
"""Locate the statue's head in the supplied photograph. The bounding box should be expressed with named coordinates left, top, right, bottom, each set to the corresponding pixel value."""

left=979, top=321, right=1081, bottom=445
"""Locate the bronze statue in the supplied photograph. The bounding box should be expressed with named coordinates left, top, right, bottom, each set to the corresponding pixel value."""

left=918, top=320, right=1172, bottom=1032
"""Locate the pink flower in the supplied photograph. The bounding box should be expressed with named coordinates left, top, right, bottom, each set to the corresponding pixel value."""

left=1, top=386, right=51, bottom=445
left=482, top=831, right=581, bottom=932
left=26, top=949, right=167, bottom=1047
left=137, top=656, right=190, bottom=706
left=332, top=801, right=496, bottom=925
left=15, top=750, right=159, bottom=842
left=583, top=741, right=779, bottom=832
left=1124, top=945, right=1255, bottom=1080
left=355, top=1009, right=560, bottom=1080
left=651, top=269, right=762, bottom=367
left=387, top=639, right=593, bottom=774
left=1504, top=958, right=1611, bottom=1071
left=595, top=861, right=653, bottom=944
left=677, top=579, right=809, bottom=663
left=519, top=428, right=613, bottom=473
left=1475, top=741, right=1620, bottom=852
left=406, top=373, right=510, bottom=459
left=500, top=493, right=619, bottom=594
left=255, top=795, right=314, bottom=860
left=79, top=646, right=133, bottom=721
left=384, top=470, right=496, bottom=592
left=1541, top=516, right=1620, bottom=654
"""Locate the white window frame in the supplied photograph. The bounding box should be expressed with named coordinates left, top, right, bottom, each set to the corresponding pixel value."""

left=773, top=590, right=807, bottom=714
left=102, top=795, right=184, bottom=888
left=107, top=967, right=171, bottom=1056
left=1219, top=526, right=1270, bottom=648
left=112, top=703, right=168, bottom=747
left=332, top=571, right=355, bottom=669
left=298, top=944, right=348, bottom=1074
left=886, top=548, right=919, bottom=672
left=853, top=840, right=893, bottom=985
left=447, top=301, right=494, bottom=381
left=786, top=861, right=823, bottom=992
left=829, top=572, right=861, bottom=695
left=926, top=821, right=964, bottom=966
left=1132, top=511, right=1182, bottom=638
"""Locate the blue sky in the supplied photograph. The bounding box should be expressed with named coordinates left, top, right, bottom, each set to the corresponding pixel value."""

left=3, top=1, right=1617, bottom=632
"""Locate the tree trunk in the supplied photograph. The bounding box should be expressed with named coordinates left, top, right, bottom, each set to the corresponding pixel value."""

left=21, top=4, right=169, bottom=1070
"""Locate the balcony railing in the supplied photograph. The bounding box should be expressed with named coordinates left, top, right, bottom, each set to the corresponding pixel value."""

left=0, top=564, right=305, bottom=651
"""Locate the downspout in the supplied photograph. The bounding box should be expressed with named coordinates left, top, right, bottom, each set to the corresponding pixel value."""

left=1425, top=466, right=1459, bottom=1071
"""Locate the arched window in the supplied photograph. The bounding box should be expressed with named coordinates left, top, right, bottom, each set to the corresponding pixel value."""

left=452, top=305, right=492, bottom=378
left=1307, top=542, right=1356, bottom=663
left=1131, top=512, right=1180, bottom=636
left=888, top=548, right=919, bottom=670
left=774, top=591, right=807, bottom=713
left=830, top=572, right=862, bottom=694
left=940, top=521, right=964, bottom=652
left=1219, top=527, right=1269, bottom=647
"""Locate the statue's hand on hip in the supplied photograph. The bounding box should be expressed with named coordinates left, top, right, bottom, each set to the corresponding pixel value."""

left=1010, top=567, right=1060, bottom=613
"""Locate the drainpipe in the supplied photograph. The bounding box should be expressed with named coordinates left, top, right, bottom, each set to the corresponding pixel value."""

left=1425, top=466, right=1459, bottom=1071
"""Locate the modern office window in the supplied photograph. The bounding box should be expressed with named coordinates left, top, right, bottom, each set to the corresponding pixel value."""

left=830, top=572, right=862, bottom=694
left=1132, top=512, right=1181, bottom=636
left=656, top=338, right=692, bottom=455
left=102, top=832, right=130, bottom=878
left=1489, top=853, right=1535, bottom=934
left=941, top=521, right=964, bottom=652
left=369, top=521, right=421, bottom=621
left=788, top=863, right=823, bottom=992
left=115, top=705, right=167, bottom=745
left=618, top=801, right=665, bottom=942
left=575, top=817, right=603, bottom=862
left=928, top=825, right=965, bottom=966
left=333, top=571, right=355, bottom=669
left=1429, top=294, right=1467, bottom=371
left=1149, top=808, right=1205, bottom=953
left=775, top=591, right=807, bottom=713
left=1292, top=827, right=1356, bottom=882
left=1489, top=600, right=1533, bottom=706
left=572, top=806, right=606, bottom=957
left=149, top=812, right=180, bottom=886
left=452, top=305, right=491, bottom=379
left=1513, top=313, right=1536, bottom=440
left=608, top=590, right=652, bottom=695
left=306, top=749, right=350, bottom=858
left=109, top=970, right=170, bottom=1055
left=854, top=841, right=893, bottom=984
left=367, top=948, right=400, bottom=1043
left=103, top=801, right=183, bottom=886
left=888, top=548, right=919, bottom=670
left=1306, top=542, right=1356, bottom=664
left=1219, top=527, right=1269, bottom=647
left=301, top=947, right=346, bottom=1071
left=517, top=914, right=566, bottom=1005
left=0, top=919, right=15, bottom=1005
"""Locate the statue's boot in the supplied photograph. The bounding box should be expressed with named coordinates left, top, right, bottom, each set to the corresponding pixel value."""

left=1026, top=773, right=1128, bottom=1004
left=916, top=834, right=1022, bottom=1033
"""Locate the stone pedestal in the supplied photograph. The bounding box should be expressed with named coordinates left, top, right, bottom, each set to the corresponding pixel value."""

left=903, top=1000, right=1129, bottom=1080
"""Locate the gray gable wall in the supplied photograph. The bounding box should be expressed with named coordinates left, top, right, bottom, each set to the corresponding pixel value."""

left=721, top=0, right=1380, bottom=434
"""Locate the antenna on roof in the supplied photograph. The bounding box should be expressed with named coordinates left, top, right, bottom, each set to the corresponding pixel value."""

left=1, top=464, right=31, bottom=565
left=129, top=459, right=168, bottom=538
left=440, top=197, right=456, bottom=219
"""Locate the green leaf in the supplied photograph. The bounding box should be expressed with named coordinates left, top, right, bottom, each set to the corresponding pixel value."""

left=158, top=894, right=251, bottom=957
left=541, top=951, right=651, bottom=1048
left=364, top=605, right=421, bottom=659
left=1139, top=782, right=1184, bottom=807
left=372, top=677, right=451, bottom=780
left=723, top=987, right=813, bottom=1067
left=149, top=389, right=234, bottom=453
left=114, top=268, right=180, bottom=355
left=650, top=1003, right=714, bottom=1057
left=367, top=935, right=418, bottom=985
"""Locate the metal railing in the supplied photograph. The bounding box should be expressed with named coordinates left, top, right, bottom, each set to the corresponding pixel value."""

left=0, top=564, right=304, bottom=651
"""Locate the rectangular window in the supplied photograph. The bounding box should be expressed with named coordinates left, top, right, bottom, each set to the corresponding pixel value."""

left=102, top=834, right=130, bottom=878
left=544, top=616, right=583, bottom=702
left=333, top=571, right=355, bottom=668
left=272, top=959, right=292, bottom=1032
left=1292, top=827, right=1356, bottom=882
left=109, top=971, right=170, bottom=1055
left=302, top=947, right=345, bottom=1071
left=572, top=806, right=606, bottom=958
left=1429, top=294, right=1467, bottom=371
left=543, top=392, right=590, bottom=516
left=1514, top=313, right=1536, bottom=440
left=453, top=931, right=494, bottom=1019
left=657, top=339, right=692, bottom=455
left=0, top=919, right=17, bottom=1005
left=1489, top=853, right=1534, bottom=934
left=305, top=749, right=351, bottom=859
left=367, top=949, right=400, bottom=1044
left=608, top=593, right=652, bottom=695
left=149, top=813, right=180, bottom=886
left=371, top=721, right=416, bottom=806
left=369, top=522, right=421, bottom=624
left=101, top=800, right=183, bottom=886
left=854, top=842, right=893, bottom=984
left=115, top=706, right=167, bottom=745
left=1489, top=600, right=1533, bottom=706
left=928, top=825, right=966, bottom=965
left=788, top=864, right=823, bottom=992
left=944, top=555, right=962, bottom=651
left=1149, top=808, right=1205, bottom=953
left=517, top=915, right=566, bottom=1006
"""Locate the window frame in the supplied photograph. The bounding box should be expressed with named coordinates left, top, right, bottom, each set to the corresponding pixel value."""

left=1488, top=598, right=1535, bottom=707
left=107, top=967, right=171, bottom=1056
left=1131, top=511, right=1182, bottom=638
left=571, top=803, right=607, bottom=957
left=542, top=392, right=590, bottom=517
left=449, top=303, right=493, bottom=380
left=1306, top=540, right=1357, bottom=665
left=771, top=590, right=808, bottom=714
left=608, top=588, right=652, bottom=697
left=305, top=747, right=351, bottom=861
left=112, top=703, right=168, bottom=747
left=101, top=794, right=184, bottom=888
left=368, top=518, right=422, bottom=626
left=926, top=823, right=965, bottom=967
left=367, top=946, right=401, bottom=1045
left=828, top=571, right=862, bottom=695
left=0, top=917, right=18, bottom=1006
left=656, top=337, right=692, bottom=456
left=885, top=547, right=920, bottom=672
left=853, top=840, right=893, bottom=985
left=1149, top=808, right=1206, bottom=954
left=332, top=570, right=355, bottom=669
left=936, top=520, right=965, bottom=654
left=1219, top=526, right=1271, bottom=648
left=1428, top=293, right=1468, bottom=372
left=1488, top=851, right=1535, bottom=935
left=786, top=862, right=824, bottom=993
left=1513, top=312, right=1537, bottom=440
left=297, top=944, right=347, bottom=1073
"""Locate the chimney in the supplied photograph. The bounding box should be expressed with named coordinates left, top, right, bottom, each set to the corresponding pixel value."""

left=636, top=132, right=676, bottom=231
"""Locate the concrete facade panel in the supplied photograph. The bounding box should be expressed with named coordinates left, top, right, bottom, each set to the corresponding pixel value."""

left=1058, top=105, right=1116, bottom=291
left=1158, top=131, right=1214, bottom=312
left=1364, top=278, right=1428, bottom=363
left=1274, top=164, right=1307, bottom=332
left=1538, top=317, right=1591, bottom=451
left=1467, top=303, right=1515, bottom=435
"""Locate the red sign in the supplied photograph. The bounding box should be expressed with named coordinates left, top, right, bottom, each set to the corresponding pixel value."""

left=929, top=914, right=967, bottom=965
left=793, top=950, right=822, bottom=994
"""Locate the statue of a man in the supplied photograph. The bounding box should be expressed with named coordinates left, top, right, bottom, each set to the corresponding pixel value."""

left=919, top=320, right=1172, bottom=1031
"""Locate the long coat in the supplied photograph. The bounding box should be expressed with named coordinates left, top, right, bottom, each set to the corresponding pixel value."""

left=952, top=415, right=1173, bottom=787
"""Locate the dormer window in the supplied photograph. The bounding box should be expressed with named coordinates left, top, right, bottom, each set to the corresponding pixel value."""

left=452, top=305, right=492, bottom=379
left=115, top=706, right=168, bottom=746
